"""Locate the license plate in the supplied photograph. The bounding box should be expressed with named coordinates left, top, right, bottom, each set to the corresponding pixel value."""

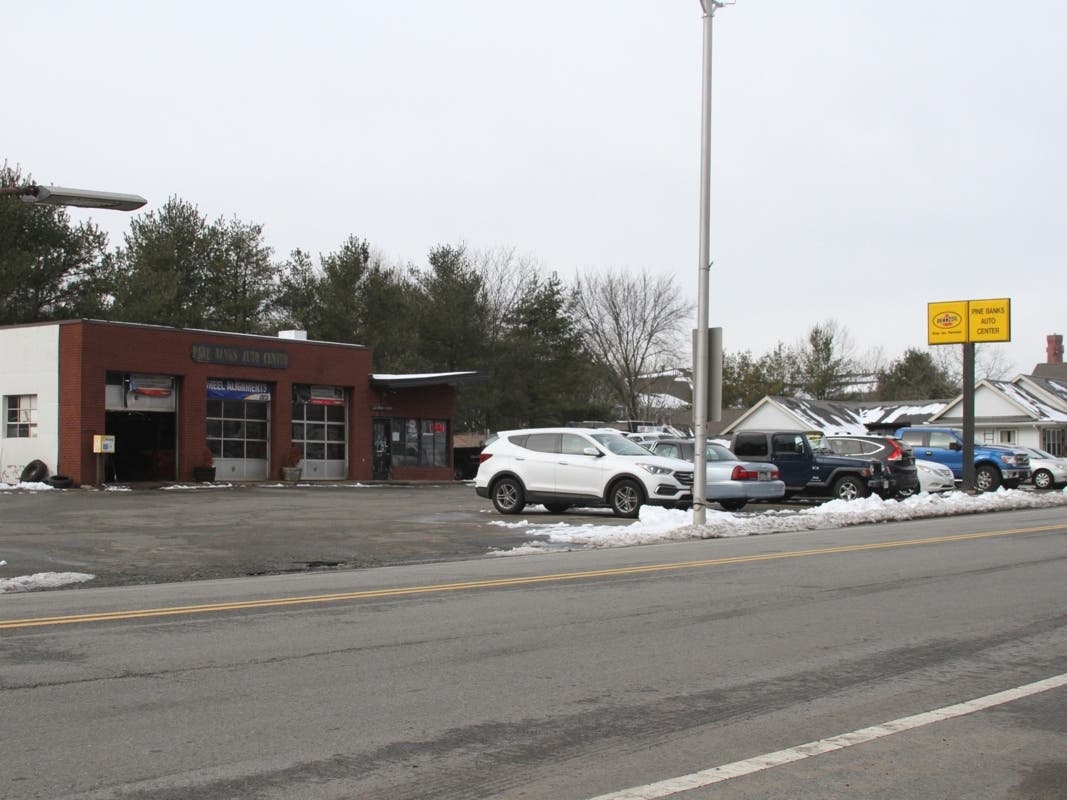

left=758, top=471, right=770, bottom=480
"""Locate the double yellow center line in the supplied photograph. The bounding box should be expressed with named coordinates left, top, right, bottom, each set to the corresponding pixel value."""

left=2, top=523, right=1061, bottom=630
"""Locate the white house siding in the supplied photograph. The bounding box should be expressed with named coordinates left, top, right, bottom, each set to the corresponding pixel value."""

left=735, top=402, right=800, bottom=431
left=935, top=384, right=1048, bottom=449
left=0, top=324, right=61, bottom=483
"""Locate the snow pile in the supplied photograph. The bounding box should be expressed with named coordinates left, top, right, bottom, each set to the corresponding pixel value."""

left=0, top=481, right=54, bottom=491
left=491, top=488, right=1067, bottom=553
left=0, top=571, right=95, bottom=593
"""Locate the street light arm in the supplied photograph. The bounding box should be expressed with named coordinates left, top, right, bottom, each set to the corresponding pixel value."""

left=1, top=183, right=147, bottom=212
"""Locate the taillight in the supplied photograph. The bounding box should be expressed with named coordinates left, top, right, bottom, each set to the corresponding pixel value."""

left=886, top=440, right=903, bottom=461
left=478, top=453, right=493, bottom=463
left=731, top=465, right=758, bottom=480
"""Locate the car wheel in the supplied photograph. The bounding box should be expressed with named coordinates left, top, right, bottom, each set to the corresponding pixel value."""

left=609, top=479, right=643, bottom=518
left=1032, top=469, right=1053, bottom=490
left=718, top=499, right=746, bottom=511
left=975, top=465, right=1001, bottom=492
left=832, top=475, right=868, bottom=501
left=491, top=477, right=526, bottom=514
left=543, top=503, right=570, bottom=514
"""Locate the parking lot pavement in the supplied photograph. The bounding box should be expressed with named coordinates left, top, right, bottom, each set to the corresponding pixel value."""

left=0, top=483, right=547, bottom=589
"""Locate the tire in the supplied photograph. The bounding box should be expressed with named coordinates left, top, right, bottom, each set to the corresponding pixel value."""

left=542, top=503, right=570, bottom=514
left=975, top=464, right=1001, bottom=492
left=491, top=476, right=526, bottom=514
left=20, top=459, right=49, bottom=483
left=832, top=475, right=868, bottom=501
left=1032, top=469, right=1054, bottom=490
left=718, top=499, right=747, bottom=511
left=48, top=475, right=73, bottom=489
left=609, top=478, right=644, bottom=518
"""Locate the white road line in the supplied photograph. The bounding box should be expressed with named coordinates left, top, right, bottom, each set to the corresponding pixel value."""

left=586, top=672, right=1067, bottom=800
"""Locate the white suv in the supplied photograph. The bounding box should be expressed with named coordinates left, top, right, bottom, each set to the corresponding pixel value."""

left=474, top=427, right=694, bottom=518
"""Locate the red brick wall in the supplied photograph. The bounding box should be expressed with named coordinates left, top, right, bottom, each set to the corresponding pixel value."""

left=54, top=321, right=424, bottom=484
left=368, top=383, right=458, bottom=481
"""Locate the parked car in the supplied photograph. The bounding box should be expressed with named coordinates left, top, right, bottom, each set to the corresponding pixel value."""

left=727, top=430, right=890, bottom=501
left=915, top=459, right=957, bottom=493
left=894, top=426, right=1030, bottom=491
left=1019, top=446, right=1067, bottom=489
left=474, top=428, right=694, bottom=518
left=647, top=438, right=785, bottom=511
left=826, top=435, right=920, bottom=498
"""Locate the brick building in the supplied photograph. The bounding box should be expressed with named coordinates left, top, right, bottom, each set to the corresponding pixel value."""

left=0, top=320, right=479, bottom=486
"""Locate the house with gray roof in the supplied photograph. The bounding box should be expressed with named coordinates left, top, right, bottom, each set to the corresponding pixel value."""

left=929, top=376, right=1067, bottom=454
left=721, top=396, right=868, bottom=436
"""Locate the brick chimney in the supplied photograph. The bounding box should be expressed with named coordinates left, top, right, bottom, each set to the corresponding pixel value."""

left=1047, top=334, right=1064, bottom=364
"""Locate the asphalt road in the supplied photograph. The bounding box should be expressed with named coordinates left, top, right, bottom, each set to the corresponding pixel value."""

left=2, top=506, right=1064, bottom=799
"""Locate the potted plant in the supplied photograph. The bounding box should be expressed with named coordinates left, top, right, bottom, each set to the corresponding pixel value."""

left=192, top=447, right=216, bottom=482
left=281, top=444, right=303, bottom=482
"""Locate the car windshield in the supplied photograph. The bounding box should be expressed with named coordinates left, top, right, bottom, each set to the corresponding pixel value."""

left=1026, top=447, right=1054, bottom=459
left=805, top=432, right=831, bottom=452
left=591, top=432, right=656, bottom=456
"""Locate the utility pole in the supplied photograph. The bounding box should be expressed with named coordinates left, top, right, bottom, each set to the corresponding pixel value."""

left=693, top=0, right=732, bottom=525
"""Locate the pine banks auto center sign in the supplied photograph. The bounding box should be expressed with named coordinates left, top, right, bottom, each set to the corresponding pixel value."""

left=928, top=298, right=1011, bottom=344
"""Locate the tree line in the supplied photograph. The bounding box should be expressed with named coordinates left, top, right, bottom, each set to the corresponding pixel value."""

left=3, top=162, right=986, bottom=432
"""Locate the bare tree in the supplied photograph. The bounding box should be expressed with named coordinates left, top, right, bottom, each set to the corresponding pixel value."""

left=932, top=344, right=1017, bottom=385
left=573, top=269, right=690, bottom=420
left=471, top=245, right=541, bottom=335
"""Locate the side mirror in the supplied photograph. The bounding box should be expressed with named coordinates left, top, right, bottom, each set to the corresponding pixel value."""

left=583, top=447, right=601, bottom=457
left=949, top=441, right=962, bottom=451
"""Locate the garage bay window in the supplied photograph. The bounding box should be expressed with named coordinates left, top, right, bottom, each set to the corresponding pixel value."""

left=292, top=385, right=348, bottom=479
left=206, top=381, right=271, bottom=482
left=390, top=418, right=449, bottom=468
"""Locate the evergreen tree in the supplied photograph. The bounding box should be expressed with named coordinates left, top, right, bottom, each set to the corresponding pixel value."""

left=203, top=217, right=277, bottom=333
left=874, top=348, right=957, bottom=400
left=486, top=273, right=604, bottom=429
left=415, top=244, right=488, bottom=372
left=0, top=163, right=111, bottom=324
left=793, top=320, right=861, bottom=400
left=315, top=235, right=374, bottom=344
left=275, top=248, right=323, bottom=333
left=109, top=197, right=219, bottom=328
left=723, top=345, right=796, bottom=407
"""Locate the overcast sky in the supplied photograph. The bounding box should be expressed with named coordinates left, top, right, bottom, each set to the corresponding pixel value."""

left=8, top=1, right=1065, bottom=376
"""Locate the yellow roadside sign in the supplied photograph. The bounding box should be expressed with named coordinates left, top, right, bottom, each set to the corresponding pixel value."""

left=928, top=301, right=968, bottom=344
left=968, top=297, right=1011, bottom=342
left=928, top=298, right=1011, bottom=344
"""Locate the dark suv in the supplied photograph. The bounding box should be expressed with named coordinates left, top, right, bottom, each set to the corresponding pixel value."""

left=826, top=435, right=920, bottom=498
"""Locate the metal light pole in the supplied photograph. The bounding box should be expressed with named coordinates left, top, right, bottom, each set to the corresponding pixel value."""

left=693, top=0, right=731, bottom=525
left=1, top=183, right=147, bottom=211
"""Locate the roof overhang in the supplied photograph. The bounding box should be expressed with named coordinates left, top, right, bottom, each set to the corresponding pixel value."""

left=370, top=371, right=487, bottom=390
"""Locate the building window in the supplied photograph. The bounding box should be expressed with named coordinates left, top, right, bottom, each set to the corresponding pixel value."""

left=390, top=418, right=449, bottom=468
left=998, top=430, right=1016, bottom=444
left=4, top=395, right=37, bottom=438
